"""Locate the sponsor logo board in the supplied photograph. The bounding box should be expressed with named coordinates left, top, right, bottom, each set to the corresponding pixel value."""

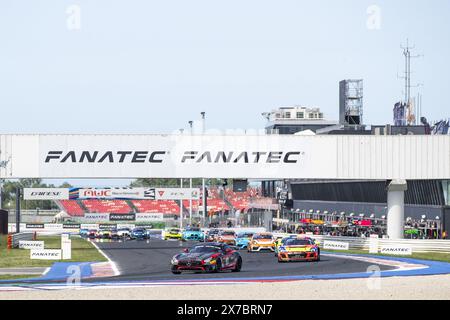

left=25, top=224, right=44, bottom=229
left=99, top=224, right=117, bottom=230
left=323, top=240, right=350, bottom=251
left=19, top=241, right=45, bottom=250
left=63, top=224, right=81, bottom=229
left=109, top=213, right=136, bottom=221
left=117, top=224, right=135, bottom=229
left=23, top=188, right=69, bottom=200
left=30, top=249, right=62, bottom=260
left=136, top=213, right=164, bottom=221
left=80, top=224, right=99, bottom=229
left=73, top=187, right=199, bottom=200
left=44, top=224, right=63, bottom=230
left=380, top=246, right=412, bottom=255
left=84, top=213, right=110, bottom=221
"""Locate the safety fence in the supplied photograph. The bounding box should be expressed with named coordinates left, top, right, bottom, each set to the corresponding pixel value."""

left=6, top=224, right=450, bottom=253
left=8, top=232, right=35, bottom=248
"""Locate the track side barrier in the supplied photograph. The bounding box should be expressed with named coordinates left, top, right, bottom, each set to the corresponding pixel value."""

left=8, top=232, right=35, bottom=248
left=272, top=233, right=450, bottom=253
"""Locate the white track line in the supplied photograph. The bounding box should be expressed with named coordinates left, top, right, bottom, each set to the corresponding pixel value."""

left=323, top=253, right=428, bottom=272
left=89, top=241, right=121, bottom=276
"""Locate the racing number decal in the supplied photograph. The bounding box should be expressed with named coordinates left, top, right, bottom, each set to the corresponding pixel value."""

left=223, top=252, right=234, bottom=267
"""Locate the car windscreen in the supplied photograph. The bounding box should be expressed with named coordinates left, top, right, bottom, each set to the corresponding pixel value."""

left=189, top=246, right=222, bottom=254
left=285, top=239, right=313, bottom=246
left=221, top=232, right=235, bottom=236
left=187, top=228, right=201, bottom=232
left=254, top=234, right=272, bottom=240
left=237, top=233, right=253, bottom=238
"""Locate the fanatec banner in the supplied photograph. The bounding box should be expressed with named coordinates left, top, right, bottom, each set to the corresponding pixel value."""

left=1, top=134, right=450, bottom=179
left=0, top=134, right=336, bottom=179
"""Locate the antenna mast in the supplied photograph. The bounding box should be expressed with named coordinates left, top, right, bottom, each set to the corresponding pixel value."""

left=399, top=39, right=422, bottom=125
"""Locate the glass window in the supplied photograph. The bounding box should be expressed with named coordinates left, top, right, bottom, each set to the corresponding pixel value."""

left=296, top=112, right=304, bottom=119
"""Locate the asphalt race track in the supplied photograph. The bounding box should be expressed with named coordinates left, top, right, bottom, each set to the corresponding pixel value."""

left=88, top=238, right=395, bottom=282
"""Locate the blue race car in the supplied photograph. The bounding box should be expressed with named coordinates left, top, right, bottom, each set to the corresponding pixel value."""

left=131, top=227, right=149, bottom=240
left=182, top=227, right=205, bottom=241
left=235, top=232, right=255, bottom=249
left=79, top=228, right=89, bottom=238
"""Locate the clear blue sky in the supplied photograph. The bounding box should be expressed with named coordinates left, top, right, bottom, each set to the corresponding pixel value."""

left=0, top=0, right=449, bottom=135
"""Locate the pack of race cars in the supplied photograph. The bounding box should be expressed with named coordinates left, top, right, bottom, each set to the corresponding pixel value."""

left=80, top=225, right=320, bottom=275
left=169, top=228, right=321, bottom=274
left=79, top=226, right=159, bottom=240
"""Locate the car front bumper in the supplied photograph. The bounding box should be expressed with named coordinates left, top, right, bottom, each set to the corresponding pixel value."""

left=249, top=244, right=275, bottom=251
left=278, top=251, right=319, bottom=261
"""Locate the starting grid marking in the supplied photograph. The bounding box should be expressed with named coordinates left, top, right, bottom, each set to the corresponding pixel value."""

left=1, top=253, right=449, bottom=292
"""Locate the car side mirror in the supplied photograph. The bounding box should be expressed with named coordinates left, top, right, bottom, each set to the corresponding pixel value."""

left=183, top=248, right=189, bottom=253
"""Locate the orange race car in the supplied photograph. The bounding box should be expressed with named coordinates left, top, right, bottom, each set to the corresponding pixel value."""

left=247, top=232, right=275, bottom=252
left=216, top=230, right=236, bottom=245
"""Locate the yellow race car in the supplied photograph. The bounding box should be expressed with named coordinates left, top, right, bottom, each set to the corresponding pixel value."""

left=164, top=228, right=183, bottom=240
left=247, top=232, right=275, bottom=252
left=277, top=236, right=320, bottom=262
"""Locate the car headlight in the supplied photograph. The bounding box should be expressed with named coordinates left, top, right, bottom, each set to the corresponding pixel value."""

left=310, top=247, right=317, bottom=252
left=171, top=257, right=179, bottom=265
left=203, top=257, right=216, bottom=265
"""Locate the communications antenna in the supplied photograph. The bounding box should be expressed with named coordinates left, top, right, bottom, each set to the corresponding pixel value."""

left=398, top=39, right=423, bottom=125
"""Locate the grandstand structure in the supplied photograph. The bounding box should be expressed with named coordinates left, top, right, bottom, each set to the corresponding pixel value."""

left=57, top=187, right=263, bottom=218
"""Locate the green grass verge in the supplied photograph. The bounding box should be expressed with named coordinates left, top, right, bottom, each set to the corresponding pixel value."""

left=0, top=235, right=107, bottom=268
left=324, top=249, right=450, bottom=263
left=0, top=274, right=37, bottom=281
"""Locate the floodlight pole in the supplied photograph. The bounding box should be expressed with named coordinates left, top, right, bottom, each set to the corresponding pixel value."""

left=201, top=112, right=207, bottom=228
left=188, top=120, right=194, bottom=226
left=0, top=181, right=3, bottom=210
left=15, top=187, right=21, bottom=233
left=189, top=178, right=192, bottom=226
left=180, top=179, right=183, bottom=229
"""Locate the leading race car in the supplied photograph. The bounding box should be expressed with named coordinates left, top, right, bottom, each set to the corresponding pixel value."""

left=276, top=237, right=320, bottom=262
left=182, top=227, right=205, bottom=241
left=171, top=243, right=242, bottom=274
left=235, top=232, right=254, bottom=249
left=247, top=232, right=275, bottom=252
